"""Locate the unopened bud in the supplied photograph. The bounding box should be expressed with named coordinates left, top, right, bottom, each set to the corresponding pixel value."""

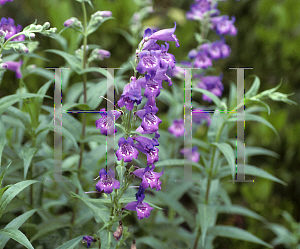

left=43, top=22, right=50, bottom=29
left=0, top=63, right=8, bottom=69
left=99, top=11, right=112, bottom=17
left=29, top=33, right=35, bottom=39
left=64, top=19, right=74, bottom=27
left=113, top=221, right=123, bottom=241
left=36, top=25, right=43, bottom=31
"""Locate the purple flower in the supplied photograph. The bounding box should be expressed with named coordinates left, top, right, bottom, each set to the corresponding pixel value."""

left=128, top=76, right=143, bottom=105
left=136, top=50, right=161, bottom=78
left=82, top=236, right=96, bottom=248
left=116, top=137, right=139, bottom=162
left=207, top=39, right=231, bottom=60
left=133, top=136, right=159, bottom=152
left=118, top=84, right=134, bottom=111
left=136, top=105, right=162, bottom=133
left=186, top=0, right=219, bottom=21
left=0, top=17, right=24, bottom=41
left=168, top=119, right=185, bottom=137
left=135, top=185, right=146, bottom=202
left=95, top=168, right=120, bottom=194
left=194, top=51, right=212, bottom=69
left=0, top=0, right=13, bottom=6
left=153, top=68, right=173, bottom=86
left=159, top=42, right=176, bottom=69
left=124, top=200, right=154, bottom=220
left=95, top=108, right=122, bottom=135
left=139, top=74, right=163, bottom=98
left=148, top=22, right=180, bottom=48
left=135, top=126, right=160, bottom=139
left=180, top=146, right=200, bottom=163
left=192, top=109, right=211, bottom=126
left=97, top=49, right=110, bottom=59
left=196, top=73, right=224, bottom=102
left=210, top=15, right=237, bottom=36
left=4, top=60, right=23, bottom=78
left=132, top=165, right=164, bottom=191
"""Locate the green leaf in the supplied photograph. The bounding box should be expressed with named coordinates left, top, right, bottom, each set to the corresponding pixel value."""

left=0, top=209, right=37, bottom=249
left=0, top=93, right=51, bottom=116
left=212, top=143, right=235, bottom=180
left=45, top=49, right=82, bottom=73
left=30, top=219, right=71, bottom=243
left=157, top=89, right=175, bottom=106
left=155, top=190, right=195, bottom=229
left=245, top=146, right=279, bottom=158
left=207, top=111, right=227, bottom=143
left=114, top=28, right=136, bottom=46
left=228, top=113, right=279, bottom=138
left=116, top=165, right=126, bottom=187
left=22, top=147, right=38, bottom=179
left=4, top=106, right=31, bottom=131
left=228, top=82, right=237, bottom=111
left=78, top=67, right=108, bottom=77
left=136, top=236, right=167, bottom=249
left=154, top=159, right=204, bottom=171
left=70, top=192, right=110, bottom=224
left=217, top=205, right=266, bottom=222
left=0, top=118, right=5, bottom=167
left=34, top=79, right=53, bottom=117
left=215, top=164, right=287, bottom=186
left=198, top=204, right=218, bottom=246
left=56, top=235, right=85, bottom=249
left=0, top=163, right=11, bottom=188
left=0, top=180, right=38, bottom=218
left=192, top=88, right=221, bottom=108
left=0, top=228, right=34, bottom=249
left=245, top=75, right=260, bottom=99
left=86, top=17, right=114, bottom=36
left=208, top=225, right=272, bottom=248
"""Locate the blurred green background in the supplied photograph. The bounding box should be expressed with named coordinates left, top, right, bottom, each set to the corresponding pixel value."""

left=0, top=0, right=299, bottom=248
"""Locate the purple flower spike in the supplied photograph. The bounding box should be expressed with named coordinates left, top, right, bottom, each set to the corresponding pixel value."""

left=0, top=0, right=13, bottom=6
left=95, top=168, right=120, bottom=194
left=95, top=108, right=121, bottom=135
left=133, top=165, right=164, bottom=191
left=168, top=119, right=185, bottom=137
left=82, top=236, right=96, bottom=248
left=116, top=137, right=139, bottom=162
left=4, top=60, right=23, bottom=78
left=148, top=22, right=180, bottom=48
left=196, top=73, right=224, bottom=102
left=180, top=146, right=200, bottom=163
left=124, top=200, right=154, bottom=219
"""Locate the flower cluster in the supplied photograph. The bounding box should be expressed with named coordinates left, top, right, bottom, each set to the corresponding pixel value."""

left=94, top=23, right=179, bottom=220
left=0, top=17, right=25, bottom=41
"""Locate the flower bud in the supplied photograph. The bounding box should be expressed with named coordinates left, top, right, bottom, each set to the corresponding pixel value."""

left=0, top=63, right=8, bottom=69
left=0, top=30, right=6, bottom=38
left=36, top=24, right=43, bottom=31
left=64, top=19, right=74, bottom=27
left=113, top=221, right=123, bottom=241
left=99, top=11, right=112, bottom=17
left=130, top=239, right=136, bottom=249
left=43, top=22, right=50, bottom=29
left=29, top=33, right=35, bottom=39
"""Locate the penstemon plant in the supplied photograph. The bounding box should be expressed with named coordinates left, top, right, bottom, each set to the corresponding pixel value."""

left=0, top=0, right=298, bottom=248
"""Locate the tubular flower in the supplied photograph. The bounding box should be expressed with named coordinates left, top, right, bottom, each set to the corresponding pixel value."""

left=136, top=105, right=162, bottom=133
left=82, top=236, right=96, bottom=248
left=148, top=22, right=180, bottom=48
left=168, top=119, right=185, bottom=137
left=196, top=73, right=224, bottom=102
left=192, top=109, right=211, bottom=126
left=95, top=108, right=122, bottom=135
left=180, top=146, right=200, bottom=163
left=4, top=60, right=23, bottom=78
left=124, top=199, right=154, bottom=220
left=136, top=50, right=161, bottom=77
left=210, top=15, right=237, bottom=36
left=116, top=137, right=139, bottom=162
left=132, top=164, right=164, bottom=191
left=95, top=168, right=120, bottom=194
